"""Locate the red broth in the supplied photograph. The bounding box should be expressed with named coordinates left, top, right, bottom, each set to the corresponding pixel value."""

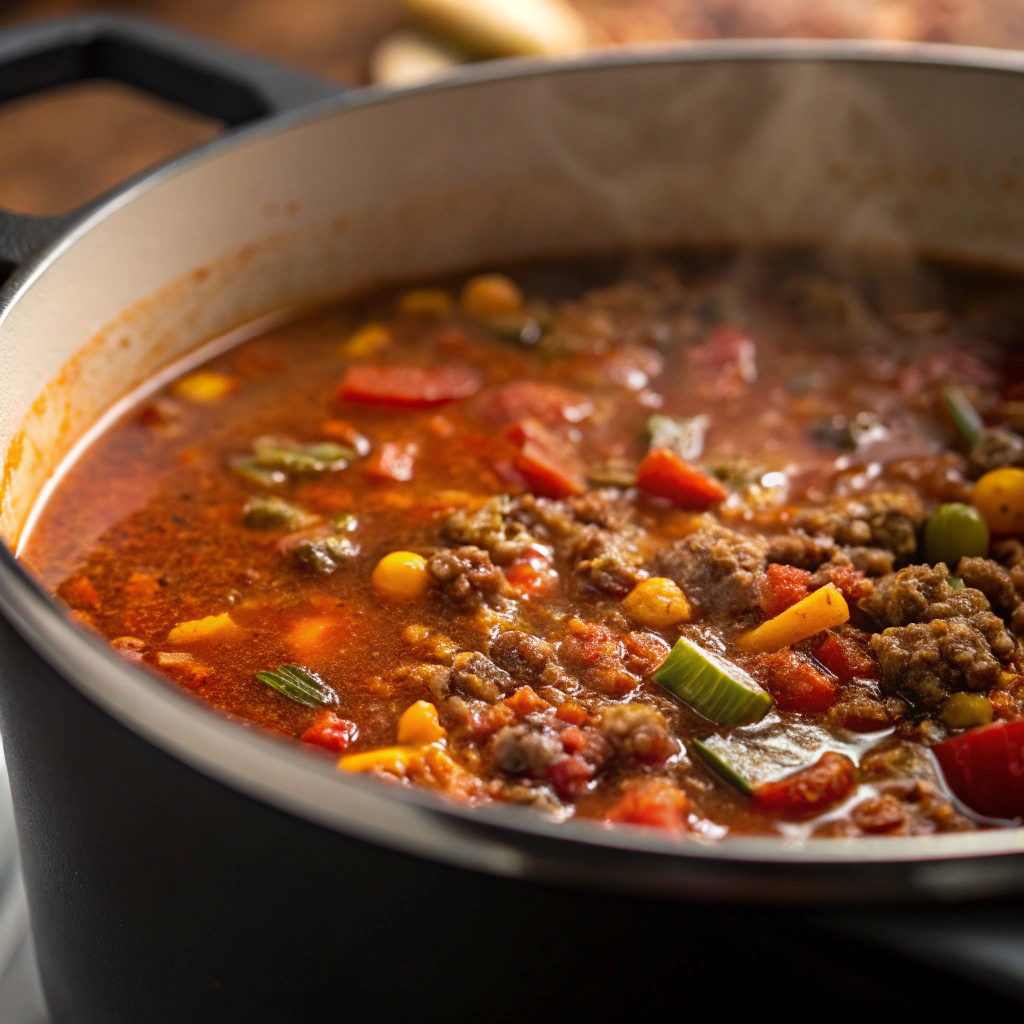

left=22, top=249, right=1024, bottom=838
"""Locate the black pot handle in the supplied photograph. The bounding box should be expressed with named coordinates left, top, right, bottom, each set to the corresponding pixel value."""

left=0, top=14, right=345, bottom=270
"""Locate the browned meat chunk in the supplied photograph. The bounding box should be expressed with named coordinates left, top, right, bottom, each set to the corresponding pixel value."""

left=450, top=652, right=515, bottom=704
left=765, top=530, right=836, bottom=570
left=491, top=722, right=563, bottom=777
left=993, top=538, right=1024, bottom=568
left=443, top=496, right=536, bottom=564
left=967, top=427, right=1024, bottom=480
left=860, top=562, right=957, bottom=627
left=489, top=630, right=562, bottom=687
left=597, top=704, right=678, bottom=765
left=793, top=491, right=924, bottom=560
left=872, top=619, right=1006, bottom=706
left=957, top=557, right=1020, bottom=617
left=655, top=522, right=767, bottom=617
left=827, top=678, right=904, bottom=732
left=427, top=546, right=510, bottom=604
left=570, top=526, right=646, bottom=597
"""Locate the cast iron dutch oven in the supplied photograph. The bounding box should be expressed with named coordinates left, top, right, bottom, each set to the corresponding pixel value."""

left=4, top=14, right=1024, bottom=1022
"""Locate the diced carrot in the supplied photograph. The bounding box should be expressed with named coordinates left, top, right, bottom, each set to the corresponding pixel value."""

left=606, top=779, right=689, bottom=832
left=759, top=563, right=812, bottom=617
left=753, top=648, right=837, bottom=713
left=506, top=418, right=585, bottom=499
left=289, top=615, right=347, bottom=659
left=364, top=441, right=418, bottom=482
left=556, top=700, right=589, bottom=726
left=501, top=686, right=551, bottom=718
left=337, top=364, right=482, bottom=407
left=812, top=629, right=879, bottom=682
left=753, top=752, right=856, bottom=817
left=637, top=448, right=727, bottom=509
left=302, top=710, right=359, bottom=754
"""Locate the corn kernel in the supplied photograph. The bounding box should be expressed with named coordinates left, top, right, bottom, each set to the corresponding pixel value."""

left=172, top=371, right=239, bottom=403
left=398, top=288, right=453, bottom=318
left=341, top=323, right=391, bottom=359
left=338, top=745, right=416, bottom=774
left=167, top=612, right=237, bottom=644
left=460, top=273, right=524, bottom=319
left=940, top=691, right=994, bottom=729
left=371, top=551, right=429, bottom=601
left=622, top=577, right=691, bottom=628
left=397, top=699, right=446, bottom=745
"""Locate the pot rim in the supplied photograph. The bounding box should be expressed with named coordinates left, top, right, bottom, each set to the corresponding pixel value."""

left=6, top=37, right=1024, bottom=897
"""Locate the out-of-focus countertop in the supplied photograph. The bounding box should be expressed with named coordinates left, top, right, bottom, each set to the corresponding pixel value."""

left=0, top=0, right=1020, bottom=216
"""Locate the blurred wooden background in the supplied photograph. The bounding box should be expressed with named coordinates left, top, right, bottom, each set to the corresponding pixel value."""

left=0, top=0, right=1020, bottom=215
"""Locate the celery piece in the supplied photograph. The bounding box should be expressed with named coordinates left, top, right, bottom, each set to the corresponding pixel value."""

left=652, top=636, right=771, bottom=726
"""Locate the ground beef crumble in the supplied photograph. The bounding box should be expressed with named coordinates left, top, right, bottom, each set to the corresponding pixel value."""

left=859, top=564, right=1016, bottom=705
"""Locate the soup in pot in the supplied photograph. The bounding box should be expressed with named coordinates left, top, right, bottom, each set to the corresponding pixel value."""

left=22, top=247, right=1024, bottom=839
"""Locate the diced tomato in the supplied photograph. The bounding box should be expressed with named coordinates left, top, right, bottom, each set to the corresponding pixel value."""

left=753, top=752, right=856, bottom=817
left=504, top=545, right=559, bottom=599
left=934, top=720, right=1024, bottom=819
left=820, top=565, right=872, bottom=603
left=813, top=629, right=879, bottom=683
left=759, top=563, right=812, bottom=617
left=637, top=448, right=727, bottom=509
left=753, top=648, right=837, bottom=713
left=484, top=380, right=594, bottom=425
left=337, top=364, right=482, bottom=407
left=301, top=711, right=359, bottom=755
left=469, top=703, right=517, bottom=740
left=560, top=726, right=589, bottom=755
left=606, top=779, right=689, bottom=832
left=547, top=754, right=595, bottom=798
left=364, top=441, right=418, bottom=482
left=506, top=418, right=586, bottom=499
left=555, top=700, right=589, bottom=726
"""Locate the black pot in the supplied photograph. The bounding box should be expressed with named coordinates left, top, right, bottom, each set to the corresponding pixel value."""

left=4, top=15, right=1024, bottom=1021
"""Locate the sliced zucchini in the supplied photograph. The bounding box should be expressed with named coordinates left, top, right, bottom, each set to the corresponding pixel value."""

left=692, top=738, right=753, bottom=795
left=692, top=716, right=886, bottom=795
left=652, top=636, right=772, bottom=726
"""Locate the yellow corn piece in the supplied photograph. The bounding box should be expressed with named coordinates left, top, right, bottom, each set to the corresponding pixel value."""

left=341, top=323, right=391, bottom=359
left=338, top=745, right=417, bottom=775
left=397, top=700, right=446, bottom=745
left=172, top=371, right=239, bottom=403
left=622, top=577, right=690, bottom=629
left=167, top=613, right=237, bottom=644
left=397, top=288, right=453, bottom=318
left=736, top=584, right=849, bottom=654
left=460, top=273, right=524, bottom=318
left=371, top=551, right=429, bottom=601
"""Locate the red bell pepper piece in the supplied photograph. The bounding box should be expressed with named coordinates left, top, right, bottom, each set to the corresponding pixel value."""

left=637, top=447, right=727, bottom=509
left=933, top=720, right=1024, bottom=819
left=506, top=418, right=585, bottom=499
left=753, top=752, right=856, bottom=817
left=337, top=364, right=482, bottom=407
